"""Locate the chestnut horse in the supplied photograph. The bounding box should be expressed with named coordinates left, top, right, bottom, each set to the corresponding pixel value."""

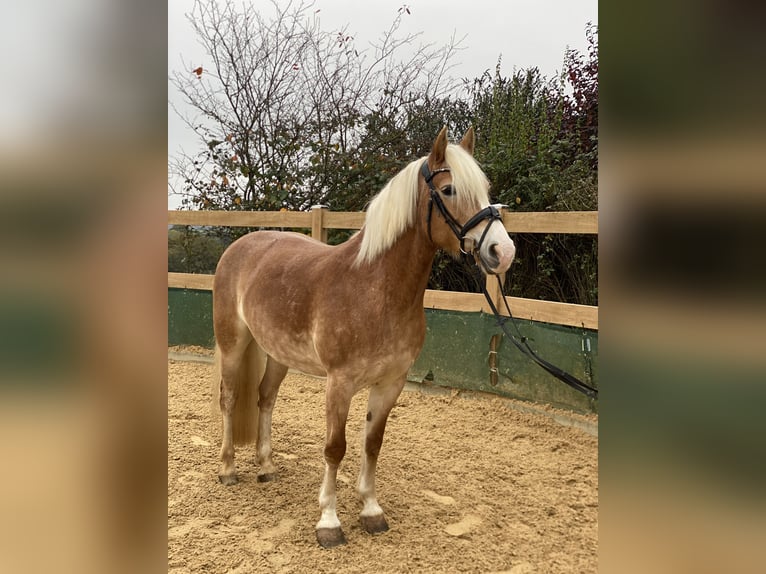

left=212, top=127, right=515, bottom=548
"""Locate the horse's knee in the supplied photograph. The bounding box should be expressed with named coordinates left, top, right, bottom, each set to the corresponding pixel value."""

left=365, top=441, right=381, bottom=459
left=324, top=439, right=346, bottom=466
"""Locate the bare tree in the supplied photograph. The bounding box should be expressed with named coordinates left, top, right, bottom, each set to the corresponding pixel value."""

left=170, top=0, right=463, bottom=211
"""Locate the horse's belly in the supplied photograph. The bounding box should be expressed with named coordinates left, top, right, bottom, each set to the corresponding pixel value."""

left=262, top=334, right=418, bottom=386
left=363, top=345, right=421, bottom=383
left=273, top=351, right=326, bottom=378
left=252, top=328, right=327, bottom=377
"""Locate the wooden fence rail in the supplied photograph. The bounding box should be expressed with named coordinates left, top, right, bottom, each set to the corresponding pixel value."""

left=168, top=208, right=598, bottom=329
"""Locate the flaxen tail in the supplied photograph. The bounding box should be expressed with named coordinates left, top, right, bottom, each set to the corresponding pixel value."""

left=212, top=340, right=267, bottom=445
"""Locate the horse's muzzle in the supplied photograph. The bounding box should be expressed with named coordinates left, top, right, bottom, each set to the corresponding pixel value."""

left=478, top=239, right=515, bottom=275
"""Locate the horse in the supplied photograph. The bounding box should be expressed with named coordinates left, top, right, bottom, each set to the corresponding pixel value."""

left=212, top=127, right=516, bottom=548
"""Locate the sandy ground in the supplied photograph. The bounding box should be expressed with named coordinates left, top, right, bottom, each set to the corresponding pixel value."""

left=168, top=353, right=598, bottom=573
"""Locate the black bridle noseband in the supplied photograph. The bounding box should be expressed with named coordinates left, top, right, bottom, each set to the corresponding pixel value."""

left=420, top=159, right=599, bottom=400
left=420, top=160, right=505, bottom=268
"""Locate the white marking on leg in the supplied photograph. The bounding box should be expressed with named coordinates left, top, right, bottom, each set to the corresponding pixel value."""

left=361, top=498, right=384, bottom=518
left=316, top=462, right=341, bottom=530
left=358, top=456, right=383, bottom=517
left=256, top=410, right=276, bottom=474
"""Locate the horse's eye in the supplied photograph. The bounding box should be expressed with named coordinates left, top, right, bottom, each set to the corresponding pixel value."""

left=441, top=185, right=454, bottom=196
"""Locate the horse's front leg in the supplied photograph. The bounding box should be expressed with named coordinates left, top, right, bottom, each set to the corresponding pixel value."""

left=357, top=376, right=406, bottom=535
left=316, top=377, right=353, bottom=548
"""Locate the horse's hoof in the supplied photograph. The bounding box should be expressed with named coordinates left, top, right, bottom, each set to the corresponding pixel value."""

left=360, top=514, right=389, bottom=534
left=257, top=472, right=278, bottom=483
left=316, top=527, right=347, bottom=548
left=218, top=474, right=238, bottom=486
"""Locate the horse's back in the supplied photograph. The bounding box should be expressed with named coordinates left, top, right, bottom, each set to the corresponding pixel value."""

left=216, top=230, right=333, bottom=289
left=219, top=230, right=329, bottom=267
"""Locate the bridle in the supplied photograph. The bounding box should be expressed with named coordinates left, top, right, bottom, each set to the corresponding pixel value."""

left=421, top=160, right=505, bottom=272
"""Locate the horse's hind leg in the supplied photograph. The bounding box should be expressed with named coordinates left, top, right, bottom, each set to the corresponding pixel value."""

left=255, top=356, right=288, bottom=482
left=357, top=376, right=406, bottom=535
left=218, top=345, right=244, bottom=485
left=216, top=334, right=260, bottom=486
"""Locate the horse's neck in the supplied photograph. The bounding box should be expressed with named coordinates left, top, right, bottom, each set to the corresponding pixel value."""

left=356, top=226, right=436, bottom=309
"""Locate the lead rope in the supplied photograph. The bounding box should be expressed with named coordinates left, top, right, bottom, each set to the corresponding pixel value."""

left=479, top=272, right=598, bottom=400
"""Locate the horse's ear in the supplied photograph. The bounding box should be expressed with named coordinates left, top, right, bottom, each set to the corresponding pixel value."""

left=431, top=126, right=449, bottom=165
left=460, top=127, right=475, bottom=155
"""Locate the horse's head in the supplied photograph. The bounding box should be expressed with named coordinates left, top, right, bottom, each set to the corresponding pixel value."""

left=420, top=127, right=515, bottom=275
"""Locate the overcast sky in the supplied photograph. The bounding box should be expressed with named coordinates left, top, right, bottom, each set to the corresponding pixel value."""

left=168, top=0, right=597, bottom=208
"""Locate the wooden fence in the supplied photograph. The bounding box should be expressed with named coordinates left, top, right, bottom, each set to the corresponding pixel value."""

left=168, top=207, right=598, bottom=330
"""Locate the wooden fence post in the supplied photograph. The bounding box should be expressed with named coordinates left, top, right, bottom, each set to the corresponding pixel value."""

left=484, top=272, right=507, bottom=316
left=311, top=205, right=329, bottom=243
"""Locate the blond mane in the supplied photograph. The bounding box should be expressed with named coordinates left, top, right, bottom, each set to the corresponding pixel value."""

left=354, top=144, right=490, bottom=266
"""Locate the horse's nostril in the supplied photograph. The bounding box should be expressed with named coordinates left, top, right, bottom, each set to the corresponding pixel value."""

left=483, top=243, right=501, bottom=266
left=484, top=241, right=514, bottom=272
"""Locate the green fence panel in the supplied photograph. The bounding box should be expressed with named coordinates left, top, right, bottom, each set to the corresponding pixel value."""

left=410, top=309, right=597, bottom=413
left=168, top=288, right=214, bottom=348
